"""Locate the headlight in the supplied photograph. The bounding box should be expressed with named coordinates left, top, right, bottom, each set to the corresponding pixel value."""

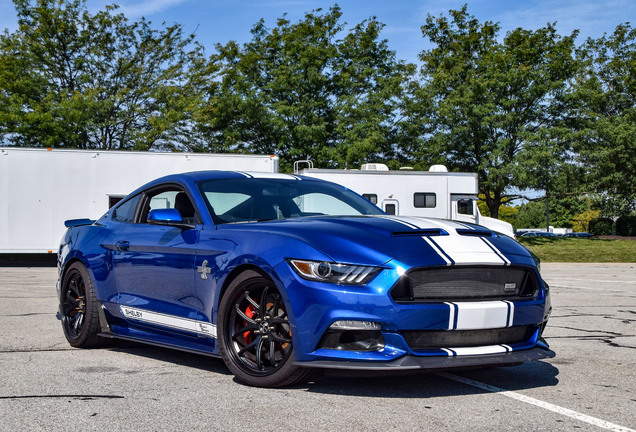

left=288, top=259, right=381, bottom=285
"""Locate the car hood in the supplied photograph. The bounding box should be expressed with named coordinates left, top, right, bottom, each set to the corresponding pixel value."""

left=218, top=215, right=534, bottom=268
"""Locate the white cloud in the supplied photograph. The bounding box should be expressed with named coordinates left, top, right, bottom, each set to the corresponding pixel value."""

left=90, top=0, right=191, bottom=19
left=408, top=0, right=633, bottom=42
left=494, top=0, right=633, bottom=39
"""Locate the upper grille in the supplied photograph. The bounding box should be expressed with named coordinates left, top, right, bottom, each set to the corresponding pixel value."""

left=391, top=266, right=538, bottom=302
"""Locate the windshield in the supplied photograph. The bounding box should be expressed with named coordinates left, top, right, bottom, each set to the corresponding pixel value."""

left=198, top=177, right=384, bottom=224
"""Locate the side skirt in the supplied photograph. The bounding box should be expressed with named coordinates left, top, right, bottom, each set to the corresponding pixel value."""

left=97, top=332, right=222, bottom=359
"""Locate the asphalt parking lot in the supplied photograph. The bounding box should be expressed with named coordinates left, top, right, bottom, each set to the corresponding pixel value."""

left=1, top=263, right=634, bottom=431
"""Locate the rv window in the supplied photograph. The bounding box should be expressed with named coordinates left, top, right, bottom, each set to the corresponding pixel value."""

left=457, top=199, right=474, bottom=215
left=414, top=193, right=436, bottom=208
left=362, top=194, right=378, bottom=204
left=384, top=203, right=396, bottom=215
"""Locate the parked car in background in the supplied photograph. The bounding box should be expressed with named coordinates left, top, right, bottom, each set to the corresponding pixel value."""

left=520, top=232, right=560, bottom=238
left=562, top=232, right=594, bottom=238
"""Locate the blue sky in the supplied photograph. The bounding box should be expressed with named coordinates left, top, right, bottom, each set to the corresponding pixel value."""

left=1, top=0, right=634, bottom=64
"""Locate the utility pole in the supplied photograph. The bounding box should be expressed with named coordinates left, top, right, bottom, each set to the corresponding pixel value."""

left=546, top=195, right=550, bottom=232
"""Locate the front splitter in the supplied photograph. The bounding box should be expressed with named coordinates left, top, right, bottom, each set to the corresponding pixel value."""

left=294, top=345, right=555, bottom=370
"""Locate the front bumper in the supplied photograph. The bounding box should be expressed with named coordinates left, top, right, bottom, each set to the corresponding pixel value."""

left=295, top=341, right=555, bottom=370
left=273, top=259, right=552, bottom=365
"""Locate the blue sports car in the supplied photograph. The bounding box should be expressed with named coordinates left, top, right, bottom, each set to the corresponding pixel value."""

left=57, top=171, right=554, bottom=387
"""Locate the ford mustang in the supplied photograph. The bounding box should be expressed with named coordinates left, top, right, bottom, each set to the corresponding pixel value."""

left=57, top=171, right=554, bottom=387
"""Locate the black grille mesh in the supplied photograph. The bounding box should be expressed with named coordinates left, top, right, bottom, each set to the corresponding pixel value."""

left=402, top=325, right=536, bottom=350
left=391, top=266, right=537, bottom=302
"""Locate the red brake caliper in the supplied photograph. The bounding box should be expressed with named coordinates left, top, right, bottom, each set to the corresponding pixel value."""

left=243, top=305, right=255, bottom=344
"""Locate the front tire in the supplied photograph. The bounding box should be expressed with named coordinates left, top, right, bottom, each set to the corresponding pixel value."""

left=60, top=262, right=104, bottom=348
left=218, top=270, right=313, bottom=387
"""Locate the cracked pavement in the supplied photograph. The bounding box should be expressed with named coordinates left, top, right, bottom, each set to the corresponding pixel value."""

left=0, top=263, right=634, bottom=431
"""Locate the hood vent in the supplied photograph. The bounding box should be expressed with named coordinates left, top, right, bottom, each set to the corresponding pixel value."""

left=455, top=228, right=494, bottom=237
left=392, top=229, right=449, bottom=237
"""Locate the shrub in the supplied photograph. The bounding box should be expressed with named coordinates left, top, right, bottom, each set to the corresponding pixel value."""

left=571, top=209, right=601, bottom=232
left=616, top=216, right=636, bottom=236
left=589, top=218, right=615, bottom=235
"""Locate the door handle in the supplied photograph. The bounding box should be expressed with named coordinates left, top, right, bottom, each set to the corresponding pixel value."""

left=115, top=240, right=130, bottom=251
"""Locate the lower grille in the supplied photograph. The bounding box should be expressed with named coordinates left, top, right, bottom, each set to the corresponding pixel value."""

left=402, top=325, right=536, bottom=350
left=391, top=266, right=538, bottom=302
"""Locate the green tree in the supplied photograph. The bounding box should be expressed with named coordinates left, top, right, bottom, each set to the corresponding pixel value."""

left=196, top=6, right=413, bottom=171
left=514, top=195, right=587, bottom=229
left=572, top=24, right=636, bottom=216
left=514, top=201, right=548, bottom=229
left=412, top=6, right=578, bottom=218
left=477, top=195, right=518, bottom=228
left=0, top=0, right=205, bottom=150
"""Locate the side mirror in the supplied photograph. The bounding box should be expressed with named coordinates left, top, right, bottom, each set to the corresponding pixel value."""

left=147, top=209, right=194, bottom=229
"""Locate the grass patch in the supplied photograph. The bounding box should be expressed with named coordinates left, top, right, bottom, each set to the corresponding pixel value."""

left=517, top=237, right=636, bottom=263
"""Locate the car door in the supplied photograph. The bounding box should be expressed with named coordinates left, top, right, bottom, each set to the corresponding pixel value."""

left=109, top=184, right=201, bottom=336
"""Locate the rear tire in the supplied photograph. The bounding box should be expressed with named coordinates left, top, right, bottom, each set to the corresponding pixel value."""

left=60, top=262, right=104, bottom=348
left=218, top=270, right=314, bottom=387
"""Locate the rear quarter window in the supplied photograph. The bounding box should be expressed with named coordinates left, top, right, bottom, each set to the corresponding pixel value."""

left=112, top=194, right=141, bottom=223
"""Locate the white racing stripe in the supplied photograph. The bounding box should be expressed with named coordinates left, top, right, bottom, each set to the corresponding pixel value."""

left=447, top=345, right=510, bottom=356
left=378, top=215, right=421, bottom=229
left=432, top=234, right=508, bottom=265
left=235, top=171, right=299, bottom=180
left=378, top=216, right=510, bottom=265
left=449, top=301, right=514, bottom=330
left=424, top=237, right=452, bottom=265
left=482, top=238, right=511, bottom=265
left=445, top=302, right=457, bottom=329
left=249, top=172, right=300, bottom=179
left=120, top=306, right=216, bottom=338
left=438, top=372, right=636, bottom=432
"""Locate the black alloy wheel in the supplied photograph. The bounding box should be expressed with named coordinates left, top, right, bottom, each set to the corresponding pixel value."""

left=219, top=271, right=313, bottom=387
left=62, top=269, right=86, bottom=340
left=60, top=262, right=103, bottom=347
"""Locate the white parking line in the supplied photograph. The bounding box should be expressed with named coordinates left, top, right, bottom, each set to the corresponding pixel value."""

left=547, top=279, right=636, bottom=285
left=548, top=284, right=631, bottom=292
left=438, top=372, right=636, bottom=432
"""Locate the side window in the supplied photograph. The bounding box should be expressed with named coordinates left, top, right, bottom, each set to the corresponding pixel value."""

left=457, top=199, right=474, bottom=215
left=362, top=194, right=378, bottom=204
left=112, top=194, right=141, bottom=223
left=384, top=203, right=396, bottom=215
left=142, top=187, right=198, bottom=224
left=414, top=193, right=436, bottom=208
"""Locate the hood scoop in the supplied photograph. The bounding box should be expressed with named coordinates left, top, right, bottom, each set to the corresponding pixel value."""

left=392, top=229, right=449, bottom=237
left=455, top=228, right=494, bottom=237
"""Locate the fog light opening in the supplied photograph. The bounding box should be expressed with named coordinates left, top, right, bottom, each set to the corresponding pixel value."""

left=329, top=320, right=381, bottom=330
left=318, top=321, right=385, bottom=351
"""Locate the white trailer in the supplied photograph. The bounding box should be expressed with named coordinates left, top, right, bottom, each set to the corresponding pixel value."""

left=298, top=163, right=515, bottom=237
left=0, top=148, right=279, bottom=253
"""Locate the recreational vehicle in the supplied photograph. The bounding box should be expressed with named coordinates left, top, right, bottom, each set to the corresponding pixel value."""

left=298, top=162, right=515, bottom=238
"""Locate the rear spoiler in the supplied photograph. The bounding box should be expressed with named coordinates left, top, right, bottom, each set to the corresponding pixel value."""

left=64, top=218, right=96, bottom=228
